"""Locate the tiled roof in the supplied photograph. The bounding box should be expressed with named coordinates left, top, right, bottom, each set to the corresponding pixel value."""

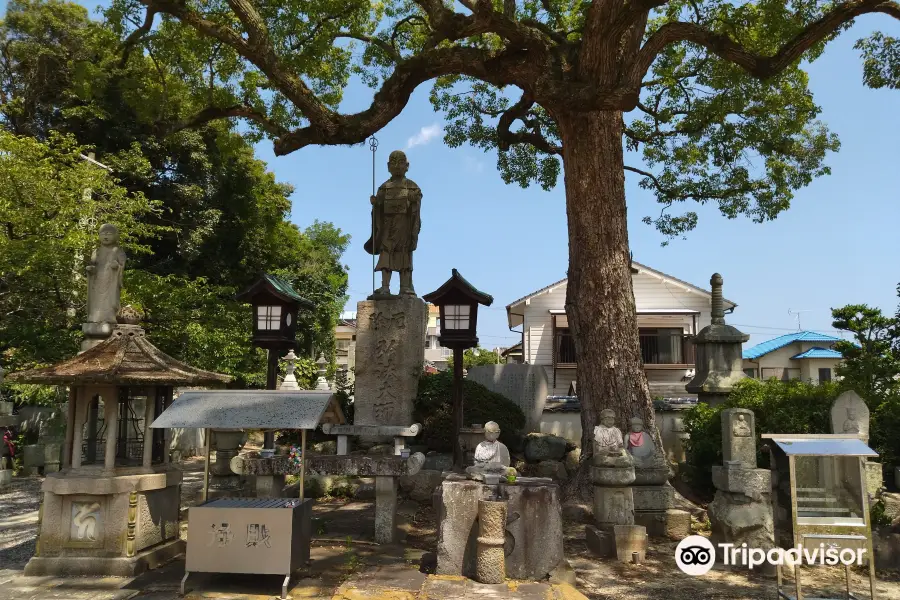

left=791, top=347, right=844, bottom=360
left=743, top=331, right=843, bottom=360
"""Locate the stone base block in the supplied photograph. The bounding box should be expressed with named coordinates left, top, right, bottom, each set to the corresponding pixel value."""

left=585, top=524, right=614, bottom=558
left=711, top=465, right=771, bottom=501
left=866, top=461, right=884, bottom=505
left=633, top=467, right=669, bottom=486
left=436, top=476, right=563, bottom=581
left=592, top=486, right=634, bottom=527
left=633, top=484, right=674, bottom=512
left=591, top=466, right=635, bottom=487
left=24, top=539, right=184, bottom=577
left=0, top=470, right=11, bottom=488
left=635, top=509, right=691, bottom=540
left=614, top=525, right=647, bottom=563
left=255, top=474, right=286, bottom=498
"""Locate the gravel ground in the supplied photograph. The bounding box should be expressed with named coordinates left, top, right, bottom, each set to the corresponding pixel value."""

left=0, top=476, right=42, bottom=570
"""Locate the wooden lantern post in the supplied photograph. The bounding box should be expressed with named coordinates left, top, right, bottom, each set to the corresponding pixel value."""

left=423, top=269, right=493, bottom=469
left=236, top=274, right=314, bottom=451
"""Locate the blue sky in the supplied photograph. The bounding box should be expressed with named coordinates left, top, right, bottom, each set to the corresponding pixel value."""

left=27, top=2, right=900, bottom=348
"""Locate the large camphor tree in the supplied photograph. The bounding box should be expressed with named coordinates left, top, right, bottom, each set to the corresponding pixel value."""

left=109, top=0, right=899, bottom=489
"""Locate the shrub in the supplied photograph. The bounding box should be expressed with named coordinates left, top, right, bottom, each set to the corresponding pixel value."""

left=683, top=378, right=839, bottom=496
left=414, top=371, right=526, bottom=452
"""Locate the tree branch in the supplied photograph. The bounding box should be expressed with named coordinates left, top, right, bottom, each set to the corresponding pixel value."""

left=166, top=104, right=288, bottom=136
left=627, top=0, right=900, bottom=87
left=332, top=33, right=400, bottom=61
left=496, top=93, right=562, bottom=154
left=225, top=0, right=269, bottom=47
left=119, top=7, right=157, bottom=67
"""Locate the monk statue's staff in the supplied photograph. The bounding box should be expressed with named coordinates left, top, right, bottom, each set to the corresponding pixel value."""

left=368, top=136, right=379, bottom=295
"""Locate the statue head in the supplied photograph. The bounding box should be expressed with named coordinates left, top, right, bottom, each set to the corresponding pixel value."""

left=387, top=150, right=409, bottom=177
left=599, top=409, right=616, bottom=428
left=98, top=223, right=120, bottom=246
left=737, top=414, right=746, bottom=422
left=484, top=421, right=500, bottom=442
left=630, top=417, right=644, bottom=433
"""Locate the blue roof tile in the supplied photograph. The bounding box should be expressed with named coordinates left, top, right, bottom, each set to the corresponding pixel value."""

left=790, top=347, right=844, bottom=360
left=742, top=331, right=843, bottom=360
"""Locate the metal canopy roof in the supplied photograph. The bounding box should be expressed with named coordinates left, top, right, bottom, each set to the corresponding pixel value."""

left=763, top=435, right=877, bottom=457
left=149, top=390, right=343, bottom=430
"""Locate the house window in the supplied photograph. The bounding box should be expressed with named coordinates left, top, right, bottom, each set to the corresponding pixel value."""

left=336, top=339, right=351, bottom=351
left=425, top=338, right=431, bottom=349
left=256, top=305, right=281, bottom=330
left=743, top=368, right=757, bottom=379
left=819, top=368, right=832, bottom=382
left=555, top=328, right=576, bottom=363
left=444, top=305, right=470, bottom=330
left=442, top=347, right=451, bottom=357
left=639, top=328, right=686, bottom=364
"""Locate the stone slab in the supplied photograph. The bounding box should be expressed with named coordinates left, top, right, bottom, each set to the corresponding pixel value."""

left=632, top=485, right=674, bottom=512
left=613, top=525, right=647, bottom=563
left=592, top=486, right=634, bottom=528
left=721, top=408, right=756, bottom=468
left=465, top=365, right=549, bottom=432
left=634, top=509, right=690, bottom=540
left=24, top=539, right=185, bottom=577
left=232, top=454, right=425, bottom=477
left=322, top=423, right=422, bottom=437
left=353, top=298, right=427, bottom=433
left=711, top=465, right=771, bottom=501
left=831, top=390, right=870, bottom=441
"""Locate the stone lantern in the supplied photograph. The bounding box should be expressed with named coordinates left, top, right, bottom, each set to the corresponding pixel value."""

left=423, top=269, right=494, bottom=468
left=6, top=311, right=230, bottom=577
left=686, top=273, right=749, bottom=406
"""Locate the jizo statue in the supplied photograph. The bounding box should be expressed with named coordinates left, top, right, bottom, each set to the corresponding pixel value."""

left=364, top=150, right=422, bottom=298
left=85, top=224, right=126, bottom=324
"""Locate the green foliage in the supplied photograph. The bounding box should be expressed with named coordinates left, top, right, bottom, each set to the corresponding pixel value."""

left=683, top=378, right=839, bottom=495
left=0, top=129, right=161, bottom=379
left=0, top=0, right=350, bottom=388
left=445, top=347, right=504, bottom=370
left=831, top=303, right=900, bottom=402
left=856, top=32, right=900, bottom=90
left=831, top=299, right=900, bottom=469
left=414, top=371, right=525, bottom=452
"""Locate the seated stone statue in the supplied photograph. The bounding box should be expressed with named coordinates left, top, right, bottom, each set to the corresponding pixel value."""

left=593, top=409, right=633, bottom=468
left=465, top=421, right=514, bottom=482
left=626, top=417, right=666, bottom=468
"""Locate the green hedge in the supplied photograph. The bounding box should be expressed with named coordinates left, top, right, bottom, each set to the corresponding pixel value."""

left=414, top=371, right=526, bottom=452
left=682, top=378, right=839, bottom=496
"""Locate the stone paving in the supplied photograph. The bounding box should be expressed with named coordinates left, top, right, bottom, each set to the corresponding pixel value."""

left=0, top=543, right=586, bottom=600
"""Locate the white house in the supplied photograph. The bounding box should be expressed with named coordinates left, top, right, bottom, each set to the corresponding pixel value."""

left=505, top=262, right=737, bottom=399
left=742, top=331, right=844, bottom=384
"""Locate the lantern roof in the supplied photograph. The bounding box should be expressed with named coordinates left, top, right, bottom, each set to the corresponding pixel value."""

left=6, top=325, right=231, bottom=387
left=423, top=269, right=493, bottom=306
left=236, top=274, right=314, bottom=308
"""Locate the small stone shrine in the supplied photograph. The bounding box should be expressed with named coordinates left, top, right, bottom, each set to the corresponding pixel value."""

left=6, top=225, right=231, bottom=576
left=355, top=150, right=427, bottom=436
left=830, top=390, right=882, bottom=505
left=686, top=273, right=748, bottom=406
left=708, top=408, right=774, bottom=562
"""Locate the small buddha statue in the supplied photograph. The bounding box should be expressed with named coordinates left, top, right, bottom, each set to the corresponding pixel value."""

left=466, top=421, right=514, bottom=482
left=593, top=409, right=633, bottom=468
left=842, top=407, right=860, bottom=434
left=626, top=417, right=655, bottom=460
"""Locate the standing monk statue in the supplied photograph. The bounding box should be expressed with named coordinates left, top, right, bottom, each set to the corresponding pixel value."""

left=364, top=150, right=422, bottom=297
left=85, top=224, right=126, bottom=324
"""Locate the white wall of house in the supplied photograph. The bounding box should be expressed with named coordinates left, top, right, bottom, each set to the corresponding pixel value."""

left=515, top=268, right=732, bottom=395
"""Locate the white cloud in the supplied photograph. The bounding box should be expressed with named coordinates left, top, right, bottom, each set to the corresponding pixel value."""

left=406, top=123, right=443, bottom=149
left=463, top=155, right=485, bottom=174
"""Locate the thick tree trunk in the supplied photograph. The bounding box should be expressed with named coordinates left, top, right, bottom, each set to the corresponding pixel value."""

left=557, top=110, right=659, bottom=500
